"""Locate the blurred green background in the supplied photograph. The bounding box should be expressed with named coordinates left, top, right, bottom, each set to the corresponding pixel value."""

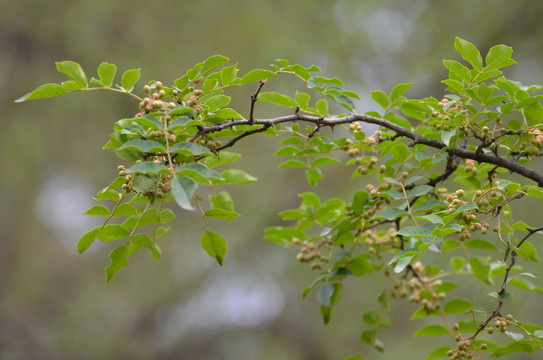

left=2, top=1, right=543, bottom=359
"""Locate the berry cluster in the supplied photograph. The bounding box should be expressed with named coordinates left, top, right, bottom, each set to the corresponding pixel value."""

left=118, top=164, right=173, bottom=201
left=446, top=323, right=488, bottom=360
left=487, top=314, right=514, bottom=335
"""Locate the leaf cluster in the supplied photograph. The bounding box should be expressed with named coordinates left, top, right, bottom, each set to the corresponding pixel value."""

left=16, top=38, right=543, bottom=358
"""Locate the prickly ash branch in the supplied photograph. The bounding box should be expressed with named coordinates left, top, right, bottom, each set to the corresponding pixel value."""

left=191, top=111, right=543, bottom=187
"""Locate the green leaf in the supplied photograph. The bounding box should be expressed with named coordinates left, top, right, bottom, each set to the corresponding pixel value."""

left=171, top=176, right=197, bottom=210
left=127, top=162, right=170, bottom=175
left=204, top=208, right=240, bottom=222
left=347, top=255, right=374, bottom=276
left=278, top=159, right=306, bottom=168
left=221, top=64, right=238, bottom=85
left=362, top=310, right=379, bottom=325
left=343, top=356, right=364, bottom=360
left=517, top=240, right=539, bottom=262
left=56, top=60, right=88, bottom=88
left=274, top=145, right=300, bottom=157
left=209, top=191, right=235, bottom=212
left=119, top=140, right=165, bottom=153
left=318, top=283, right=334, bottom=307
left=306, top=168, right=323, bottom=187
left=491, top=341, right=538, bottom=357
left=201, top=231, right=227, bottom=265
left=258, top=92, right=297, bottom=108
left=15, top=83, right=68, bottom=102
left=443, top=298, right=472, bottom=314
left=415, top=214, right=443, bottom=224
left=455, top=37, right=483, bottom=70
left=213, top=169, right=257, bottom=185
left=240, top=69, right=277, bottom=84
left=390, top=143, right=409, bottom=162
left=397, top=224, right=437, bottom=238
left=408, top=185, right=433, bottom=198
left=441, top=129, right=456, bottom=147
left=311, top=156, right=339, bottom=167
left=388, top=248, right=421, bottom=266
left=133, top=115, right=163, bottom=130
left=315, top=99, right=329, bottom=116
left=97, top=224, right=130, bottom=242
left=131, top=233, right=161, bottom=258
left=372, top=208, right=408, bottom=221
left=159, top=208, right=176, bottom=223
left=200, top=55, right=229, bottom=76
left=319, top=283, right=343, bottom=324
left=485, top=44, right=516, bottom=70
left=105, top=244, right=130, bottom=283
left=311, top=76, right=343, bottom=85
left=360, top=329, right=377, bottom=346
left=77, top=227, right=100, bottom=253
left=426, top=346, right=452, bottom=360
left=295, top=91, right=311, bottom=109
left=97, top=62, right=117, bottom=87
left=112, top=203, right=138, bottom=217
left=83, top=205, right=110, bottom=216
left=204, top=94, right=231, bottom=112
left=526, top=186, right=543, bottom=199
left=120, top=68, right=141, bottom=91
left=351, top=191, right=368, bottom=216
left=450, top=257, right=465, bottom=272
left=370, top=90, right=390, bottom=109
left=468, top=257, right=492, bottom=284
left=394, top=255, right=414, bottom=273
left=130, top=173, right=154, bottom=192
left=95, top=188, right=121, bottom=201
left=465, top=239, right=498, bottom=251
left=177, top=163, right=223, bottom=179
left=524, top=102, right=543, bottom=125
left=390, top=82, right=413, bottom=102
left=413, top=324, right=449, bottom=337
left=170, top=142, right=213, bottom=156
left=443, top=60, right=472, bottom=82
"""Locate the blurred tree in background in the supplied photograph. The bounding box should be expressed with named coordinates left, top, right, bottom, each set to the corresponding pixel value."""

left=2, top=1, right=543, bottom=359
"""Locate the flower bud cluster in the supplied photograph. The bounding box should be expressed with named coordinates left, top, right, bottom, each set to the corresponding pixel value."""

left=389, top=262, right=445, bottom=313
left=293, top=238, right=330, bottom=270
left=349, top=122, right=362, bottom=132
left=355, top=156, right=378, bottom=175
left=139, top=82, right=176, bottom=113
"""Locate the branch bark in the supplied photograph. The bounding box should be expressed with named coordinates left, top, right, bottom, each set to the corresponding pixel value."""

left=191, top=112, right=543, bottom=186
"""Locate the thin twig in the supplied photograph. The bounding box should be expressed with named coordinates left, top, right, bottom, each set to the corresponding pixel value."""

left=249, top=80, right=265, bottom=124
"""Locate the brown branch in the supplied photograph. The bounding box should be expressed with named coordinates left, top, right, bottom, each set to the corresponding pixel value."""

left=189, top=112, right=543, bottom=186
left=249, top=80, right=265, bottom=124
left=470, top=226, right=543, bottom=339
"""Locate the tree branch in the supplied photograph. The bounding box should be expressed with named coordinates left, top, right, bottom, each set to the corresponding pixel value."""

left=191, top=112, right=543, bottom=186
